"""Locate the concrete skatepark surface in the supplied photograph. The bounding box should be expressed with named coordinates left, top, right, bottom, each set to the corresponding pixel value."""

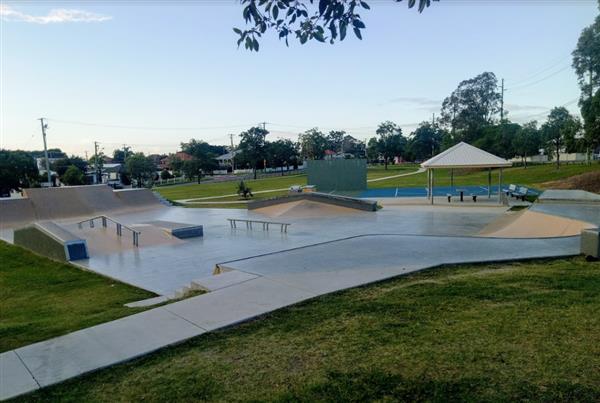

left=1, top=186, right=599, bottom=399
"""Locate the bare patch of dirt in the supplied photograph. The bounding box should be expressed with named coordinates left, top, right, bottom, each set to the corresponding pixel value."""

left=541, top=170, right=600, bottom=194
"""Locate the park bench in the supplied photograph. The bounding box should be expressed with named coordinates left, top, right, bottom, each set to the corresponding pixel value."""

left=447, top=193, right=478, bottom=203
left=227, top=218, right=291, bottom=233
left=503, top=184, right=517, bottom=196
left=512, top=186, right=529, bottom=201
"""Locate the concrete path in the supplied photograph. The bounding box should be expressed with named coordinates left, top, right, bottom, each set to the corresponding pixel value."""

left=0, top=232, right=580, bottom=400
left=176, top=187, right=289, bottom=203
left=366, top=167, right=424, bottom=182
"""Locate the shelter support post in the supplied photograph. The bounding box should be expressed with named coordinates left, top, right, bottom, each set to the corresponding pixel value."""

left=498, top=168, right=503, bottom=204
left=430, top=169, right=434, bottom=205
left=426, top=169, right=430, bottom=200
left=488, top=168, right=492, bottom=198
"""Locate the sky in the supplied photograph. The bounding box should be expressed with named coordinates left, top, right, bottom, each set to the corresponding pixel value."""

left=1, top=0, right=598, bottom=157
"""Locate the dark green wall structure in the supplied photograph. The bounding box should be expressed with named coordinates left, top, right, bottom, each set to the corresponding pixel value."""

left=306, top=159, right=367, bottom=192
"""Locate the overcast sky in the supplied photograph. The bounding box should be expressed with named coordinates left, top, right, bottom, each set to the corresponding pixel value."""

left=1, top=0, right=597, bottom=157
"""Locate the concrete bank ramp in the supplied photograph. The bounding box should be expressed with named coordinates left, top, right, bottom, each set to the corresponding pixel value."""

left=254, top=199, right=369, bottom=218
left=538, top=189, right=600, bottom=204
left=249, top=192, right=377, bottom=218
left=479, top=209, right=595, bottom=238
left=13, top=221, right=89, bottom=261
left=0, top=186, right=163, bottom=228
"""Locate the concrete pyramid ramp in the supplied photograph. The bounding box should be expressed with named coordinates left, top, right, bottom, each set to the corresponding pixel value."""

left=479, top=209, right=595, bottom=238
left=255, top=199, right=367, bottom=218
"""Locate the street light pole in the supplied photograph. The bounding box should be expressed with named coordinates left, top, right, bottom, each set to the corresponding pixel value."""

left=38, top=118, right=52, bottom=186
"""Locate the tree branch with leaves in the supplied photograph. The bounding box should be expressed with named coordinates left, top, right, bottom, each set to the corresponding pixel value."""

left=234, top=0, right=438, bottom=51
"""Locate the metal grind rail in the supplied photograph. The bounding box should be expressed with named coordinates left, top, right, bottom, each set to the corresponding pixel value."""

left=77, top=215, right=141, bottom=247
left=227, top=218, right=291, bottom=233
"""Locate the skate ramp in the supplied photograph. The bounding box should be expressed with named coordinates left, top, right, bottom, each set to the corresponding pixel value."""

left=255, top=199, right=367, bottom=218
left=248, top=192, right=377, bottom=212
left=13, top=221, right=88, bottom=261
left=0, top=199, right=36, bottom=228
left=0, top=186, right=163, bottom=228
left=479, top=209, right=595, bottom=238
left=538, top=189, right=600, bottom=204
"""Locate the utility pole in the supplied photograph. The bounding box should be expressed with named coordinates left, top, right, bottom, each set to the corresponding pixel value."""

left=259, top=121, right=268, bottom=131
left=38, top=118, right=52, bottom=186
left=229, top=133, right=236, bottom=171
left=500, top=78, right=505, bottom=122
left=94, top=141, right=100, bottom=184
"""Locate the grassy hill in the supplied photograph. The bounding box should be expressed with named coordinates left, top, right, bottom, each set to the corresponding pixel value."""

left=22, top=257, right=600, bottom=401
left=155, top=163, right=600, bottom=205
left=0, top=241, right=155, bottom=352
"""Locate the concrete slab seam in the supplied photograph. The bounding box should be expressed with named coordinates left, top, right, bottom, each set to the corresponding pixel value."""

left=215, top=232, right=580, bottom=267
left=159, top=307, right=208, bottom=332
left=13, top=350, right=41, bottom=389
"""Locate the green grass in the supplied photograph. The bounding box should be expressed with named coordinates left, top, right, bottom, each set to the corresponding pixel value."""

left=366, top=163, right=420, bottom=179
left=21, top=257, right=600, bottom=402
left=156, top=174, right=307, bottom=201
left=0, top=241, right=155, bottom=352
left=155, top=166, right=420, bottom=203
left=369, top=162, right=600, bottom=189
left=156, top=163, right=600, bottom=207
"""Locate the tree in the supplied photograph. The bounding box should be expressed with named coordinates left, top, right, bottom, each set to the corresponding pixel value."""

left=375, top=121, right=406, bottom=169
left=512, top=121, right=541, bottom=168
left=61, top=165, right=85, bottom=186
left=473, top=122, right=521, bottom=160
left=237, top=180, right=253, bottom=199
left=572, top=4, right=600, bottom=101
left=407, top=122, right=444, bottom=161
left=440, top=72, right=503, bottom=143
left=126, top=153, right=156, bottom=187
left=238, top=127, right=268, bottom=179
left=581, top=90, right=600, bottom=152
left=52, top=156, right=87, bottom=177
left=299, top=128, right=329, bottom=160
left=265, top=139, right=299, bottom=175
left=181, top=159, right=202, bottom=183
left=234, top=0, right=437, bottom=51
left=160, top=169, right=172, bottom=180
left=169, top=156, right=183, bottom=175
left=341, top=135, right=364, bottom=157
left=180, top=139, right=221, bottom=176
left=327, top=130, right=345, bottom=153
left=541, top=107, right=581, bottom=169
left=0, top=150, right=39, bottom=195
left=366, top=137, right=380, bottom=163
left=112, top=147, right=134, bottom=163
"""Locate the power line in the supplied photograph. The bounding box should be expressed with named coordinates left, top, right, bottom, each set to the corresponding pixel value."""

left=508, top=55, right=571, bottom=86
left=513, top=97, right=579, bottom=121
left=45, top=118, right=254, bottom=131
left=505, top=65, right=572, bottom=91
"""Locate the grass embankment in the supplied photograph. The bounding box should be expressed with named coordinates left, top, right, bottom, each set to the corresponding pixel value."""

left=157, top=174, right=307, bottom=202
left=157, top=163, right=600, bottom=208
left=370, top=163, right=600, bottom=189
left=157, top=165, right=419, bottom=205
left=22, top=257, right=600, bottom=401
left=0, top=241, right=155, bottom=352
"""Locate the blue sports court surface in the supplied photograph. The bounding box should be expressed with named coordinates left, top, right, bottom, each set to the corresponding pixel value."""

left=358, top=185, right=531, bottom=198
